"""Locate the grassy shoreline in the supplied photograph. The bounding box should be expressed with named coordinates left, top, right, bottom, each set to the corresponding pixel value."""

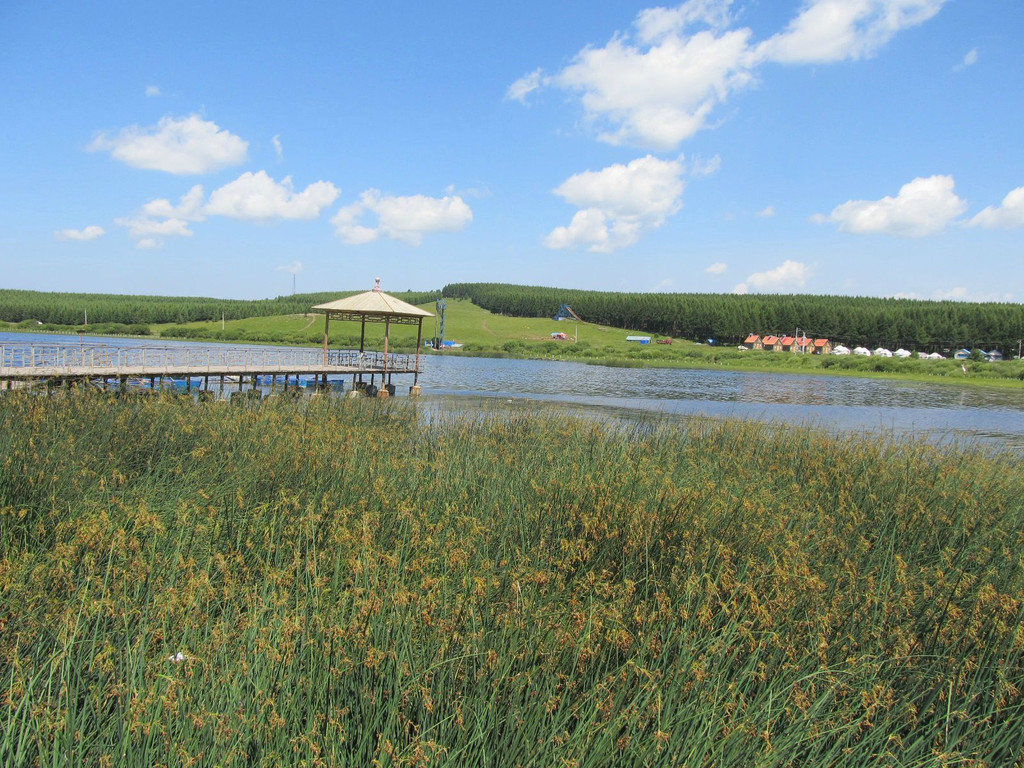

left=2, top=393, right=1022, bottom=765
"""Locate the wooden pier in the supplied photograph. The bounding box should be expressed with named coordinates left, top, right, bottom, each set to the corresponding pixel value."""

left=0, top=342, right=423, bottom=395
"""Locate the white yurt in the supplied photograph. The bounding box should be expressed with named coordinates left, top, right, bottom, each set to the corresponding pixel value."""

left=831, top=345, right=851, bottom=355
left=853, top=346, right=872, bottom=356
left=894, top=348, right=912, bottom=358
left=874, top=347, right=893, bottom=357
left=928, top=352, right=945, bottom=360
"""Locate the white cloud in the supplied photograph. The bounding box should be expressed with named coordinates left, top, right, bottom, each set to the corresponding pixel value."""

left=814, top=175, right=966, bottom=236
left=272, top=134, right=283, bottom=160
left=968, top=186, right=1024, bottom=230
left=511, top=0, right=947, bottom=150
left=206, top=171, right=339, bottom=220
left=553, top=21, right=755, bottom=149
left=55, top=225, right=105, bottom=241
left=505, top=68, right=545, bottom=103
left=757, top=205, right=776, bottom=217
left=89, top=114, right=248, bottom=174
left=705, top=261, right=728, bottom=274
left=545, top=155, right=686, bottom=252
left=953, top=47, right=978, bottom=71
left=634, top=0, right=735, bottom=42
left=932, top=286, right=969, bottom=300
left=757, top=0, right=949, bottom=64
left=145, top=85, right=161, bottom=97
left=332, top=190, right=473, bottom=246
left=115, top=185, right=206, bottom=247
left=930, top=286, right=1014, bottom=302
left=689, top=153, right=721, bottom=177
left=276, top=260, right=303, bottom=274
left=733, top=259, right=810, bottom=294
left=115, top=213, right=195, bottom=240
left=115, top=174, right=339, bottom=247
left=141, top=184, right=206, bottom=221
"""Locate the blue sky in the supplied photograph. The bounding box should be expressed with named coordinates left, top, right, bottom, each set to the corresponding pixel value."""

left=1, top=0, right=1021, bottom=300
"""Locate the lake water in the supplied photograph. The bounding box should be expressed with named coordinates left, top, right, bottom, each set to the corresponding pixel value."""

left=4, top=332, right=1024, bottom=448
left=420, top=355, right=1024, bottom=449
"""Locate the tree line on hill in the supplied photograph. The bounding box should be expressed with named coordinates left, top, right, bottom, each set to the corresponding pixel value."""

left=442, top=283, right=1024, bottom=354
left=0, top=289, right=438, bottom=327
left=6, top=285, right=1022, bottom=355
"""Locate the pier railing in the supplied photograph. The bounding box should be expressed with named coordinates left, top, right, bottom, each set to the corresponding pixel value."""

left=0, top=343, right=420, bottom=376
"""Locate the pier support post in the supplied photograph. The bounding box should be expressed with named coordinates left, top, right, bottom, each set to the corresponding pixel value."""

left=414, top=319, right=423, bottom=385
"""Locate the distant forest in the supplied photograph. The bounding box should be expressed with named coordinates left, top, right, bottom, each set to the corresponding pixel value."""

left=5, top=285, right=1023, bottom=354
left=0, top=289, right=439, bottom=326
left=442, top=283, right=1024, bottom=353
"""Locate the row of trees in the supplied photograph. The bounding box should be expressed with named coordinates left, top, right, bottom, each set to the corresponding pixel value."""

left=7, top=284, right=1022, bottom=354
left=443, top=283, right=1024, bottom=354
left=0, top=289, right=439, bottom=327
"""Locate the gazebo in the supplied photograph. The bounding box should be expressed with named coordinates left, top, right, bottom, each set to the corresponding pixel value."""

left=313, top=278, right=433, bottom=394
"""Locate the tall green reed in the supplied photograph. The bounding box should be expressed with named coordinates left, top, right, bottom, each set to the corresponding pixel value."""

left=1, top=389, right=1022, bottom=766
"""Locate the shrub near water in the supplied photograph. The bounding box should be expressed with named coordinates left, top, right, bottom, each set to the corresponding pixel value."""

left=1, top=392, right=1023, bottom=767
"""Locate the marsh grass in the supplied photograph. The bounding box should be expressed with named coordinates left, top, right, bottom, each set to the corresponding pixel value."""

left=1, top=390, right=1022, bottom=766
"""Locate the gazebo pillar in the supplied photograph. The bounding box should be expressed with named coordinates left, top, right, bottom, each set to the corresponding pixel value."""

left=322, top=313, right=331, bottom=364
left=312, top=281, right=433, bottom=397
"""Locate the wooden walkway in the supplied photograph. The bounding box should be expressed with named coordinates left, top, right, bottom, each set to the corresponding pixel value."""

left=0, top=342, right=422, bottom=390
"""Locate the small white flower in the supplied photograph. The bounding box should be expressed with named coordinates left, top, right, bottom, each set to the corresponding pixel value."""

left=168, top=652, right=187, bottom=663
